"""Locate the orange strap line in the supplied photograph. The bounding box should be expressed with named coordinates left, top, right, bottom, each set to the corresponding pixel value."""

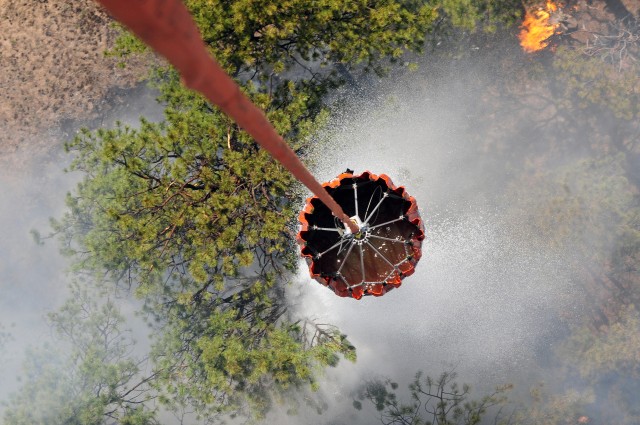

left=95, top=0, right=358, bottom=234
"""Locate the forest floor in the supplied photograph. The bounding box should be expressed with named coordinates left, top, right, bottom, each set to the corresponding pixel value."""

left=0, top=0, right=157, bottom=175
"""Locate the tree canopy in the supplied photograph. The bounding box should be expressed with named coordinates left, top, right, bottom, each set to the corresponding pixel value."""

left=11, top=0, right=640, bottom=423
left=3, top=283, right=157, bottom=425
left=353, top=370, right=511, bottom=425
left=46, top=0, right=460, bottom=419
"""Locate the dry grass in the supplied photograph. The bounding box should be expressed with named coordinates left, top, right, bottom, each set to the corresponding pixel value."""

left=0, top=0, right=154, bottom=172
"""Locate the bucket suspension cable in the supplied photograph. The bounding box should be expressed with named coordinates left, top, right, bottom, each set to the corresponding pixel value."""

left=95, top=0, right=359, bottom=234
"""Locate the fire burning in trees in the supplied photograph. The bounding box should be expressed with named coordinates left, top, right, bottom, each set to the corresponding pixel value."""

left=519, top=1, right=561, bottom=53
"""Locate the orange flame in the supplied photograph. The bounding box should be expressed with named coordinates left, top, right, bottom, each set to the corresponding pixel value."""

left=519, top=1, right=561, bottom=53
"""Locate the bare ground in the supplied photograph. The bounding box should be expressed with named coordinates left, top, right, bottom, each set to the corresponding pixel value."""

left=0, top=0, right=156, bottom=175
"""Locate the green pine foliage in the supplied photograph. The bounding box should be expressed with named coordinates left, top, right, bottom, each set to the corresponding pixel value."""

left=111, top=0, right=439, bottom=78
left=54, top=83, right=346, bottom=416
left=57, top=84, right=317, bottom=297
left=434, top=0, right=521, bottom=33
left=354, top=370, right=511, bottom=425
left=47, top=0, right=452, bottom=418
left=40, top=0, right=527, bottom=420
left=2, top=283, right=157, bottom=425
left=554, top=47, right=640, bottom=122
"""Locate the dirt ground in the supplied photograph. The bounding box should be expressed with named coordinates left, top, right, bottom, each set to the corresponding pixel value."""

left=0, top=0, right=155, bottom=174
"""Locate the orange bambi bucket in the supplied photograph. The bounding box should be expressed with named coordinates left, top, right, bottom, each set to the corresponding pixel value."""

left=298, top=171, right=424, bottom=299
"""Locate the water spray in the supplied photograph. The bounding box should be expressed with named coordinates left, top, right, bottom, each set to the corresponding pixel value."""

left=94, top=0, right=424, bottom=298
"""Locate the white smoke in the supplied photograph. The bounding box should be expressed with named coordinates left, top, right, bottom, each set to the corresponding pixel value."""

left=285, top=45, right=581, bottom=423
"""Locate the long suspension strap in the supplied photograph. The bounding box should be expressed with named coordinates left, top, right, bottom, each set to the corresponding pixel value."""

left=95, top=0, right=359, bottom=234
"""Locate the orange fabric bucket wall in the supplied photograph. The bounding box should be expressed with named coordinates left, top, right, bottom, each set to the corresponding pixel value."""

left=298, top=171, right=424, bottom=299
